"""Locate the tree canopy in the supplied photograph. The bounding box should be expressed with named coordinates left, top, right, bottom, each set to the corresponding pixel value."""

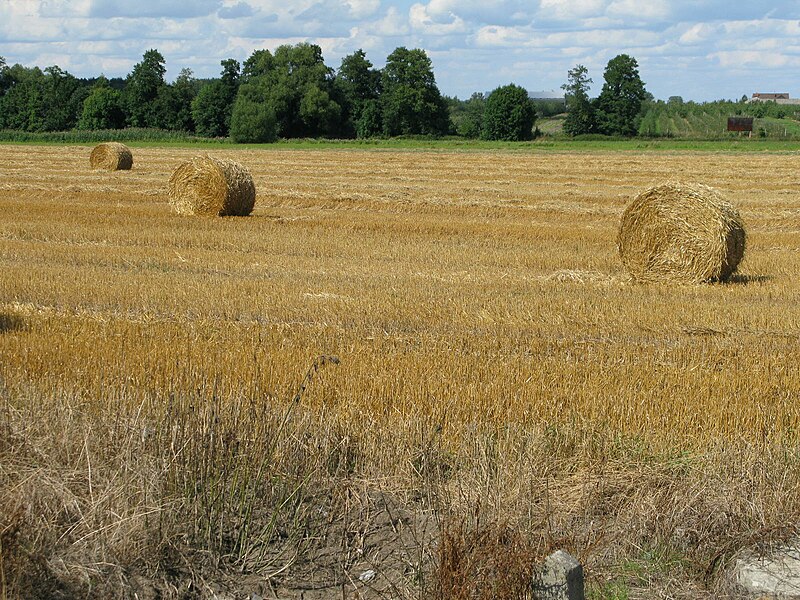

left=123, top=49, right=167, bottom=128
left=594, top=54, right=648, bottom=136
left=561, top=64, right=595, bottom=136
left=0, top=46, right=669, bottom=143
left=482, top=84, right=536, bottom=141
left=380, top=47, right=450, bottom=137
left=336, top=49, right=381, bottom=137
left=78, top=78, right=125, bottom=130
left=192, top=60, right=240, bottom=137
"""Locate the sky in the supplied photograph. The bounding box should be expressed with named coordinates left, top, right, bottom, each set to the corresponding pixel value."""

left=1, top=0, right=800, bottom=101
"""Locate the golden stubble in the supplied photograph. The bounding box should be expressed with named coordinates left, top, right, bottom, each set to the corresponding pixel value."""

left=1, top=144, right=800, bottom=458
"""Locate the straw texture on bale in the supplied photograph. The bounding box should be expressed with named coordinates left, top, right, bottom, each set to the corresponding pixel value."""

left=168, top=156, right=256, bottom=217
left=618, top=182, right=746, bottom=283
left=89, top=142, right=133, bottom=171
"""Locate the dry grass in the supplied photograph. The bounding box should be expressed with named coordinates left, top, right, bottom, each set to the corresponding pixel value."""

left=2, top=144, right=800, bottom=598
left=89, top=142, right=133, bottom=171
left=618, top=181, right=746, bottom=283
left=168, top=155, right=256, bottom=216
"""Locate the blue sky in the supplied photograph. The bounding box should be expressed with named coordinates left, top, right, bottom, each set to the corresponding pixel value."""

left=1, top=1, right=799, bottom=101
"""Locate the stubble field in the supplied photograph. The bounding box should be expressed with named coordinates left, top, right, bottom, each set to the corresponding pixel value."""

left=2, top=143, right=800, bottom=598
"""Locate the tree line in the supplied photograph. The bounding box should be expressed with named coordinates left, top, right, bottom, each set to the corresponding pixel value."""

left=4, top=48, right=729, bottom=142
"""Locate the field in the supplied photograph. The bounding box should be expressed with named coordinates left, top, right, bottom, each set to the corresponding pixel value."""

left=2, top=144, right=800, bottom=598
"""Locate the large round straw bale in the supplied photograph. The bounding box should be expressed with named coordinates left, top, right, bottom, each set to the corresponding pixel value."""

left=168, top=156, right=256, bottom=216
left=618, top=182, right=746, bottom=283
left=90, top=142, right=133, bottom=170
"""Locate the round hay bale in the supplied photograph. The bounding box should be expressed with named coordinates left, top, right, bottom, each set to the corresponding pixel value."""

left=90, top=142, right=133, bottom=171
left=618, top=182, right=746, bottom=283
left=168, top=156, right=256, bottom=217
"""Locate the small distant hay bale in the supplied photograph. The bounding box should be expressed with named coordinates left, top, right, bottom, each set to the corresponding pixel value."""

left=618, top=182, right=746, bottom=283
left=168, top=156, right=256, bottom=216
left=90, top=142, right=133, bottom=171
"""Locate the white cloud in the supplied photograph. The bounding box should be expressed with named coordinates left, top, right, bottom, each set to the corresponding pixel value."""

left=538, top=0, right=606, bottom=21
left=474, top=25, right=529, bottom=47
left=371, top=6, right=410, bottom=36
left=711, top=50, right=795, bottom=69
left=88, top=0, right=222, bottom=18
left=607, top=0, right=669, bottom=21
left=679, top=23, right=717, bottom=45
left=346, top=0, right=380, bottom=18
left=409, top=3, right=467, bottom=35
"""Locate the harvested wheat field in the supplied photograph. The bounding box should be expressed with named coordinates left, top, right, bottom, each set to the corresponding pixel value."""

left=2, top=143, right=800, bottom=599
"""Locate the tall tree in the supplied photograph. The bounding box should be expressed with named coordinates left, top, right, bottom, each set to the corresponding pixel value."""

left=123, top=49, right=167, bottom=127
left=594, top=54, right=647, bottom=136
left=455, top=92, right=486, bottom=138
left=78, top=77, right=125, bottom=130
left=231, top=43, right=341, bottom=139
left=242, top=51, right=272, bottom=81
left=40, top=66, right=87, bottom=131
left=229, top=89, right=277, bottom=143
left=153, top=68, right=196, bottom=131
left=192, top=59, right=240, bottom=137
left=336, top=49, right=381, bottom=137
left=0, top=64, right=43, bottom=130
left=482, top=84, right=536, bottom=141
left=561, top=64, right=595, bottom=136
left=380, top=47, right=449, bottom=137
left=0, top=56, right=8, bottom=95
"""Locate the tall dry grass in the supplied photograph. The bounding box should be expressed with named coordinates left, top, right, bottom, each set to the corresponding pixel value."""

left=2, top=145, right=800, bottom=597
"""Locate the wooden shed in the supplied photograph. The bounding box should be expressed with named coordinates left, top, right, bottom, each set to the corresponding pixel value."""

left=727, top=117, right=754, bottom=132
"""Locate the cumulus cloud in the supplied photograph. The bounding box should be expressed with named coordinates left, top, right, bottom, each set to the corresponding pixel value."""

left=537, top=0, right=607, bottom=21
left=218, top=2, right=254, bottom=19
left=88, top=0, right=222, bottom=18
left=345, top=0, right=380, bottom=18
left=409, top=3, right=467, bottom=35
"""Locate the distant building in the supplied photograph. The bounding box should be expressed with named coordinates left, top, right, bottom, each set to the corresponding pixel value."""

left=483, top=89, right=566, bottom=103
left=528, top=90, right=566, bottom=102
left=749, top=93, right=800, bottom=105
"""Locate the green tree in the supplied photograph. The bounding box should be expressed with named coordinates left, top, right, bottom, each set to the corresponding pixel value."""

left=153, top=68, right=196, bottom=131
left=380, top=47, right=449, bottom=137
left=78, top=77, right=125, bottom=129
left=192, top=59, right=240, bottom=137
left=455, top=92, right=485, bottom=138
left=40, top=66, right=89, bottom=131
left=594, top=54, right=648, bottom=136
left=0, top=56, right=9, bottom=95
left=233, top=44, right=342, bottom=139
left=561, top=64, right=595, bottom=136
left=123, top=49, right=167, bottom=127
left=336, top=49, right=381, bottom=137
left=481, top=84, right=535, bottom=141
left=242, top=50, right=273, bottom=81
left=0, top=65, right=50, bottom=131
left=229, top=89, right=277, bottom=143
left=271, top=43, right=341, bottom=137
left=356, top=99, right=382, bottom=138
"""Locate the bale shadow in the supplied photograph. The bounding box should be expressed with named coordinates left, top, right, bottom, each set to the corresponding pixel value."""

left=725, top=274, right=773, bottom=285
left=0, top=313, right=25, bottom=333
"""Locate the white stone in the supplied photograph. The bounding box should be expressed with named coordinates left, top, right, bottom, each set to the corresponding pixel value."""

left=535, top=550, right=585, bottom=600
left=735, top=543, right=800, bottom=598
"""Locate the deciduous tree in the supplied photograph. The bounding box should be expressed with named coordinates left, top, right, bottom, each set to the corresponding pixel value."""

left=594, top=54, right=648, bottom=136
left=192, top=60, right=240, bottom=137
left=380, top=47, right=449, bottom=137
left=123, top=49, right=167, bottom=128
left=482, top=84, right=536, bottom=141
left=561, top=64, right=595, bottom=136
left=78, top=77, right=125, bottom=130
left=336, top=49, right=381, bottom=137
